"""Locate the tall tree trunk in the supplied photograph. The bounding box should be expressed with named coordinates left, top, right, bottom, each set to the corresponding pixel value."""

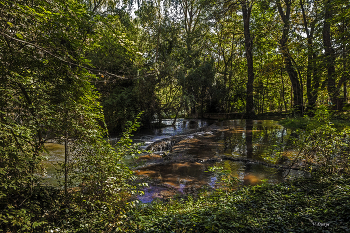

left=277, top=0, right=303, bottom=114
left=241, top=0, right=255, bottom=118
left=342, top=19, right=348, bottom=106
left=281, top=67, right=288, bottom=111
left=300, top=0, right=319, bottom=112
left=322, top=0, right=337, bottom=109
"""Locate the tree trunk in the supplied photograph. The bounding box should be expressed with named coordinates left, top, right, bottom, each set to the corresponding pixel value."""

left=342, top=19, right=348, bottom=106
left=300, top=0, right=318, bottom=110
left=277, top=0, right=303, bottom=114
left=281, top=67, right=288, bottom=111
left=241, top=0, right=255, bottom=118
left=322, top=0, right=337, bottom=109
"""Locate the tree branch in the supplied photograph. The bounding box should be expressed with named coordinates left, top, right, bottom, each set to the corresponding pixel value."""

left=0, top=31, right=131, bottom=80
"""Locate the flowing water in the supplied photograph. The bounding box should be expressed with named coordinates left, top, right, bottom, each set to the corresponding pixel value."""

left=108, top=118, right=213, bottom=149
left=132, top=119, right=306, bottom=203
left=41, top=119, right=211, bottom=186
left=41, top=143, right=65, bottom=186
left=43, top=119, right=307, bottom=203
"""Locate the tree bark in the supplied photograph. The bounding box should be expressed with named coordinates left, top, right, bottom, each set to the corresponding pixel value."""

left=241, top=0, right=255, bottom=118
left=281, top=67, right=288, bottom=111
left=276, top=0, right=303, bottom=114
left=322, top=0, right=337, bottom=109
left=343, top=20, right=348, bottom=104
left=300, top=0, right=319, bottom=111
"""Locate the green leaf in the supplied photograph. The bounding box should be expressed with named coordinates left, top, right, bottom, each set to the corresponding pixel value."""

left=16, top=33, right=23, bottom=39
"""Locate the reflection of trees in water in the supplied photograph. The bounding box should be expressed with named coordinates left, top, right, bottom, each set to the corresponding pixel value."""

left=215, top=160, right=287, bottom=186
left=248, top=120, right=292, bottom=159
left=246, top=119, right=253, bottom=159
left=222, top=121, right=246, bottom=155
left=223, top=132, right=246, bottom=155
left=188, top=120, right=199, bottom=129
left=243, top=163, right=285, bottom=185
left=223, top=120, right=291, bottom=159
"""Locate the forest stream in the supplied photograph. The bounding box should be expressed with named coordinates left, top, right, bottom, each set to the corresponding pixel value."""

left=43, top=119, right=308, bottom=203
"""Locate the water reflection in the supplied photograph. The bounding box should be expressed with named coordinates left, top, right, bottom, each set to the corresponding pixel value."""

left=42, top=119, right=306, bottom=203
left=135, top=162, right=209, bottom=189
left=138, top=186, right=171, bottom=203
left=135, top=119, right=305, bottom=202
left=136, top=159, right=305, bottom=203
left=109, top=118, right=212, bottom=149
left=246, top=119, right=253, bottom=158
left=219, top=120, right=293, bottom=162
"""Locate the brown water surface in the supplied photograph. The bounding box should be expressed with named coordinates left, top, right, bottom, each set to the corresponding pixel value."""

left=43, top=119, right=306, bottom=202
left=41, top=143, right=65, bottom=185
left=134, top=119, right=305, bottom=203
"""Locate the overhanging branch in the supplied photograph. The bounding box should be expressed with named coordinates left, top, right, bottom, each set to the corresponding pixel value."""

left=0, top=31, right=155, bottom=80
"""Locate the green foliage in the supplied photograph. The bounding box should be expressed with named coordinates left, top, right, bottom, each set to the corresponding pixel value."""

left=180, top=59, right=216, bottom=115
left=1, top=0, right=350, bottom=231
left=207, top=166, right=240, bottom=191
left=280, top=106, right=350, bottom=176
left=293, top=107, right=350, bottom=175
left=86, top=9, right=160, bottom=133
left=279, top=117, right=310, bottom=130
left=1, top=0, right=96, bottom=230
left=0, top=0, right=140, bottom=232
left=0, top=112, right=143, bottom=232
left=44, top=114, right=143, bottom=232
left=115, top=112, right=144, bottom=159
left=123, top=175, right=350, bottom=232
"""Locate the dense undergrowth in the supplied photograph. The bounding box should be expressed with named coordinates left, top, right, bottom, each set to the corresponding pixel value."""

left=123, top=174, right=350, bottom=232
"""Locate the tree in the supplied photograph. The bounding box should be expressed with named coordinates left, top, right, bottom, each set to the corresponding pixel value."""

left=321, top=0, right=350, bottom=110
left=322, top=0, right=337, bottom=109
left=85, top=11, right=148, bottom=133
left=0, top=0, right=135, bottom=230
left=241, top=0, right=256, bottom=118
left=209, top=10, right=240, bottom=112
left=276, top=0, right=304, bottom=114
left=300, top=0, right=321, bottom=111
left=135, top=1, right=184, bottom=123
